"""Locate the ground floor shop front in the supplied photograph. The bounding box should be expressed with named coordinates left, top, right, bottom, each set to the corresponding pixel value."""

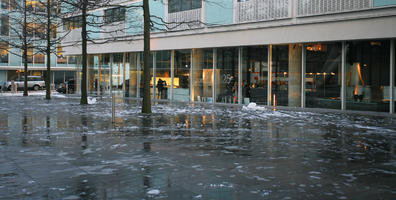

left=78, top=39, right=396, bottom=114
left=0, top=69, right=76, bottom=91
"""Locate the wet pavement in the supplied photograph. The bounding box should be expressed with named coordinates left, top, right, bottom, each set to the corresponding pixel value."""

left=0, top=94, right=395, bottom=200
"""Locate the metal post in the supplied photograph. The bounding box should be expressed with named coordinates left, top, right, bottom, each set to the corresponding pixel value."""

left=153, top=52, right=156, bottom=102
left=301, top=44, right=306, bottom=108
left=213, top=48, right=217, bottom=104
left=390, top=40, right=395, bottom=114
left=170, top=50, right=174, bottom=101
left=268, top=45, right=272, bottom=106
left=341, top=42, right=346, bottom=111
left=110, top=54, right=113, bottom=96
left=238, top=47, right=242, bottom=104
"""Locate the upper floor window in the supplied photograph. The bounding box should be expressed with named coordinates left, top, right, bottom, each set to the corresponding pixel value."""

left=63, top=16, right=82, bottom=30
left=1, top=15, right=9, bottom=36
left=105, top=7, right=126, bottom=24
left=1, top=0, right=9, bottom=9
left=168, top=0, right=202, bottom=13
left=0, top=42, right=8, bottom=64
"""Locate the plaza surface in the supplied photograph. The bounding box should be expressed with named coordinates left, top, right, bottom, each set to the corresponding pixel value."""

left=0, top=93, right=395, bottom=200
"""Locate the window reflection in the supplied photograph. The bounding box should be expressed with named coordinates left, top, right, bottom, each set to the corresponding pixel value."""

left=346, top=41, right=390, bottom=112
left=306, top=43, right=342, bottom=109
left=174, top=50, right=191, bottom=102
left=271, top=45, right=302, bottom=107
left=242, top=46, right=268, bottom=105
left=216, top=47, right=238, bottom=104
left=192, top=49, right=213, bottom=102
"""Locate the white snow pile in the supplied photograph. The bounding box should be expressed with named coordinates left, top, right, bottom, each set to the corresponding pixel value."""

left=242, top=103, right=267, bottom=111
left=147, top=189, right=160, bottom=195
left=0, top=91, right=46, bottom=96
left=88, top=97, right=97, bottom=104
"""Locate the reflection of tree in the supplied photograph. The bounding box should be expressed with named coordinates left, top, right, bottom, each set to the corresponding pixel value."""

left=21, top=113, right=29, bottom=145
left=76, top=175, right=97, bottom=199
left=45, top=116, right=51, bottom=146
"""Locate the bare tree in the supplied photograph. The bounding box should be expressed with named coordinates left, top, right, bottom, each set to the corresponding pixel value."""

left=142, top=0, right=151, bottom=113
left=0, top=0, right=36, bottom=96
left=59, top=0, right=214, bottom=110
left=59, top=0, right=130, bottom=104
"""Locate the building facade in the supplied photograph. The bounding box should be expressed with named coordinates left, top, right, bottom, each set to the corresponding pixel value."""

left=62, top=0, right=396, bottom=113
left=0, top=0, right=77, bottom=89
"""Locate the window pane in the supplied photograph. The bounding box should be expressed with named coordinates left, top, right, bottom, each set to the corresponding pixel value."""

left=155, top=51, right=171, bottom=100
left=306, top=43, right=342, bottom=109
left=192, top=0, right=202, bottom=9
left=216, top=47, right=238, bottom=104
left=174, top=50, right=191, bottom=102
left=271, top=44, right=302, bottom=107
left=346, top=40, right=390, bottom=112
left=242, top=46, right=268, bottom=105
left=0, top=42, right=8, bottom=63
left=1, top=15, right=9, bottom=35
left=192, top=48, right=213, bottom=102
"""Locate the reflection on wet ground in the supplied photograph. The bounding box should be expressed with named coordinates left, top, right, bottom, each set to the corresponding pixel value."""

left=0, top=96, right=395, bottom=199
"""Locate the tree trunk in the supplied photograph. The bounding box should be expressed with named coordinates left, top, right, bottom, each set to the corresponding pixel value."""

left=80, top=0, right=88, bottom=105
left=23, top=0, right=28, bottom=96
left=45, top=0, right=51, bottom=100
left=142, top=0, right=151, bottom=113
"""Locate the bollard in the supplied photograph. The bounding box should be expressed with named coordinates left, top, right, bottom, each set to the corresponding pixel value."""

left=11, top=80, right=16, bottom=93
left=273, top=93, right=277, bottom=111
left=112, top=92, right=115, bottom=124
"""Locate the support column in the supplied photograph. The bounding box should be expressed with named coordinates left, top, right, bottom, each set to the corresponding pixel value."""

left=171, top=50, right=175, bottom=101
left=98, top=55, right=102, bottom=95
left=341, top=42, right=346, bottom=111
left=268, top=45, right=272, bottom=106
left=137, top=53, right=141, bottom=98
left=192, top=49, right=203, bottom=102
left=301, top=44, right=306, bottom=108
left=190, top=50, right=193, bottom=102
left=122, top=52, right=126, bottom=94
left=153, top=52, right=156, bottom=101
left=238, top=47, right=242, bottom=104
left=288, top=44, right=302, bottom=107
left=390, top=40, right=395, bottom=114
left=213, top=48, right=217, bottom=104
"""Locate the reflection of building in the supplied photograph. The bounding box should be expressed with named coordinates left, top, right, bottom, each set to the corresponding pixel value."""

left=62, top=0, right=396, bottom=114
left=0, top=0, right=77, bottom=88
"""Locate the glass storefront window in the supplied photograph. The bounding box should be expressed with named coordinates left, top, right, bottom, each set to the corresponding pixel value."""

left=174, top=50, right=191, bottom=102
left=306, top=43, right=342, bottom=109
left=216, top=47, right=238, bottom=104
left=192, top=48, right=213, bottom=102
left=155, top=51, right=171, bottom=100
left=112, top=53, right=124, bottom=90
left=87, top=55, right=100, bottom=93
left=68, top=56, right=77, bottom=65
left=128, top=52, right=139, bottom=97
left=101, top=54, right=111, bottom=93
left=346, top=40, right=390, bottom=112
left=271, top=45, right=302, bottom=107
left=0, top=42, right=8, bottom=64
left=242, top=46, right=268, bottom=105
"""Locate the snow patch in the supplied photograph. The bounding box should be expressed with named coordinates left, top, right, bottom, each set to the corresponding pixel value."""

left=147, top=189, right=160, bottom=195
left=88, top=97, right=97, bottom=104
left=242, top=103, right=267, bottom=111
